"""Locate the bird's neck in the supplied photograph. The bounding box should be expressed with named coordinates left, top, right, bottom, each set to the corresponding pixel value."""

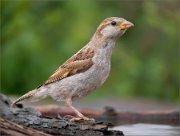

left=88, top=35, right=116, bottom=62
left=91, top=34, right=117, bottom=49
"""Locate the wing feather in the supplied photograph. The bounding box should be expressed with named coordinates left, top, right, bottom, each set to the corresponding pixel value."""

left=44, top=47, right=94, bottom=85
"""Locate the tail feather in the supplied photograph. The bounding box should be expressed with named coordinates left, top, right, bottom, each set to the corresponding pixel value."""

left=12, top=89, right=37, bottom=106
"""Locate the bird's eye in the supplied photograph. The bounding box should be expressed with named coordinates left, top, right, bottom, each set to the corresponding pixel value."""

left=111, top=21, right=117, bottom=26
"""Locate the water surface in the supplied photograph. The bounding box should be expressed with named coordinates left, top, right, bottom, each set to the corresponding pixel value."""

left=111, top=123, right=180, bottom=136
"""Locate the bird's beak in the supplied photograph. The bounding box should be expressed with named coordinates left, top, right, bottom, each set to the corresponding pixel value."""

left=118, top=20, right=134, bottom=30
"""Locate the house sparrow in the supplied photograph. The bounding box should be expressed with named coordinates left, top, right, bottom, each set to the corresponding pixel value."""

left=13, top=17, right=134, bottom=121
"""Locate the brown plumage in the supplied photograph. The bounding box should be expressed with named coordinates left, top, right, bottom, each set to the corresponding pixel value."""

left=45, top=47, right=94, bottom=85
left=12, top=89, right=38, bottom=106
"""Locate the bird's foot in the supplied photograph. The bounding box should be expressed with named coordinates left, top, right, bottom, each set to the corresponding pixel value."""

left=64, top=115, right=95, bottom=122
left=70, top=116, right=95, bottom=122
left=64, top=115, right=75, bottom=119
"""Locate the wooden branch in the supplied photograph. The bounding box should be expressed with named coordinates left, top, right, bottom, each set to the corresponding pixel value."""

left=0, top=118, right=52, bottom=136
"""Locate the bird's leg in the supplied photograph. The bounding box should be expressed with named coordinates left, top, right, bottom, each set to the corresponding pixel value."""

left=65, top=98, right=95, bottom=122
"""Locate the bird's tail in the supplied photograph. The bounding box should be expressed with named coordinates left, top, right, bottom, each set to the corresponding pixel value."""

left=12, top=89, right=38, bottom=106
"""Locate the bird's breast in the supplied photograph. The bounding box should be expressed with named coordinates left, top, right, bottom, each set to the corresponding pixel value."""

left=92, top=46, right=112, bottom=84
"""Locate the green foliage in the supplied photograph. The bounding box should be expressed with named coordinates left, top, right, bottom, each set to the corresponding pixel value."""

left=1, top=0, right=179, bottom=102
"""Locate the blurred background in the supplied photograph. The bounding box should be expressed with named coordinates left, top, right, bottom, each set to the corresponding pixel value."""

left=1, top=0, right=179, bottom=109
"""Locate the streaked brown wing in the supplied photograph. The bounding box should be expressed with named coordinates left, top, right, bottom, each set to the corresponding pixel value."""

left=44, top=47, right=94, bottom=85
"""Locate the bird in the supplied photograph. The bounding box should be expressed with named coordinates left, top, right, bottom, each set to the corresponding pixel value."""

left=12, top=17, right=134, bottom=121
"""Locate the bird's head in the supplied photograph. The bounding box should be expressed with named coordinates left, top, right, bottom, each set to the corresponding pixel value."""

left=94, top=17, right=134, bottom=40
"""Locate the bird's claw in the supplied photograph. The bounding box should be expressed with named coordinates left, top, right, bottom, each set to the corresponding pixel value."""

left=64, top=115, right=75, bottom=120
left=70, top=117, right=95, bottom=122
left=64, top=115, right=95, bottom=122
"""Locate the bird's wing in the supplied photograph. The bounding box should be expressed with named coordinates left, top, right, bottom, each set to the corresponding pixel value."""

left=44, top=47, right=94, bottom=85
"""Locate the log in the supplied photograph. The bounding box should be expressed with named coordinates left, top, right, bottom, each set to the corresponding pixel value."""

left=0, top=93, right=123, bottom=136
left=35, top=103, right=179, bottom=126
